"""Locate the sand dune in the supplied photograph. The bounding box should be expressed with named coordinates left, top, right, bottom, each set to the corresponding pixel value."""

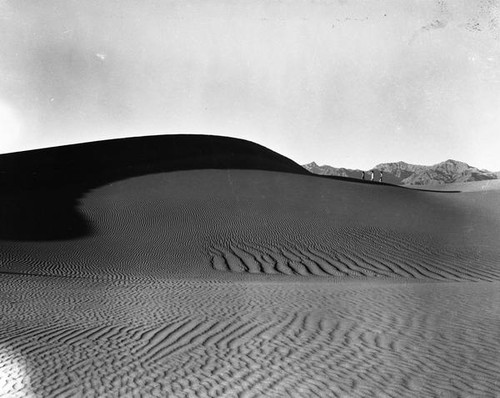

left=1, top=170, right=498, bottom=282
left=0, top=135, right=307, bottom=241
left=1, top=136, right=500, bottom=397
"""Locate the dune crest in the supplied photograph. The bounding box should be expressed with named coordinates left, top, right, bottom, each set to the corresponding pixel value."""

left=0, top=135, right=307, bottom=241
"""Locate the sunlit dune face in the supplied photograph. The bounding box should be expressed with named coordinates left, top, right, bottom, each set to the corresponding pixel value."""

left=0, top=101, right=22, bottom=152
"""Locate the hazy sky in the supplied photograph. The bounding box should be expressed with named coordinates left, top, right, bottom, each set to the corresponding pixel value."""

left=1, top=0, right=499, bottom=170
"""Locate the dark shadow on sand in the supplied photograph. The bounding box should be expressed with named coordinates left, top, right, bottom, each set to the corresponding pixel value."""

left=0, top=187, right=92, bottom=241
left=0, top=135, right=309, bottom=241
left=0, top=134, right=459, bottom=241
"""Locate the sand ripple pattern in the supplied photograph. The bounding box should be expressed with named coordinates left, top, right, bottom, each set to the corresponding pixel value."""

left=208, top=226, right=500, bottom=282
left=1, top=275, right=499, bottom=397
left=1, top=171, right=499, bottom=283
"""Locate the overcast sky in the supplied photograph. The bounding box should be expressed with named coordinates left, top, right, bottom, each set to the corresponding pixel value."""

left=1, top=0, right=499, bottom=170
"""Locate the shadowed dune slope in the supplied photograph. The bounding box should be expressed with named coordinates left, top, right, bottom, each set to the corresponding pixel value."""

left=0, top=135, right=308, bottom=190
left=0, top=135, right=308, bottom=240
left=1, top=169, right=499, bottom=282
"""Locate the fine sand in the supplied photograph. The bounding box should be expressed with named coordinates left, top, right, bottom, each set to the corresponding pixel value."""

left=405, top=179, right=500, bottom=192
left=1, top=165, right=500, bottom=396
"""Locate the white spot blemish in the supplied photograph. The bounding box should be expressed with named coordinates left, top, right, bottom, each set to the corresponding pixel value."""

left=0, top=345, right=34, bottom=398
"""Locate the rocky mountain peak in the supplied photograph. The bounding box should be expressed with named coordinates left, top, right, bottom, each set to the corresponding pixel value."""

left=303, top=159, right=498, bottom=185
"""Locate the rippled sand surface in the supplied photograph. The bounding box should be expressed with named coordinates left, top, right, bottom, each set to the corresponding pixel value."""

left=1, top=170, right=500, bottom=397
left=1, top=276, right=499, bottom=398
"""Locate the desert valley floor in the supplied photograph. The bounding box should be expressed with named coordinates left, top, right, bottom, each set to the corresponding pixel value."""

left=1, top=162, right=500, bottom=397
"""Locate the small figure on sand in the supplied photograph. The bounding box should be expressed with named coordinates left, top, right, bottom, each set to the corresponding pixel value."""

left=370, top=170, right=374, bottom=182
left=379, top=170, right=383, bottom=183
left=361, top=171, right=365, bottom=180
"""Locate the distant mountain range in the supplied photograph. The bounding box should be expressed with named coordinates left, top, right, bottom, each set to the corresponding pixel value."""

left=303, top=159, right=499, bottom=185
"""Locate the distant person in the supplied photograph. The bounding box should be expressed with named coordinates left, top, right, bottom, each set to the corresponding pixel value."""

left=370, top=170, right=374, bottom=182
left=361, top=171, right=365, bottom=180
left=379, top=171, right=383, bottom=183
